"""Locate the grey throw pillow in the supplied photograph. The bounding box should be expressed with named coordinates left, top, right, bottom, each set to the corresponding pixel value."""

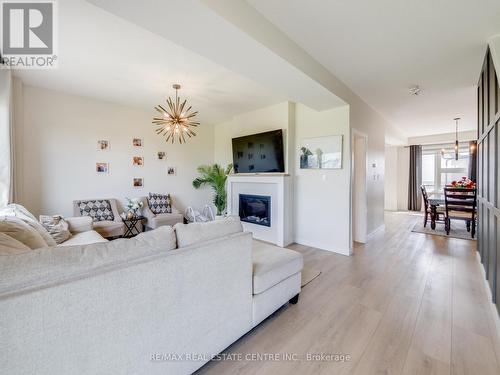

left=39, top=216, right=72, bottom=245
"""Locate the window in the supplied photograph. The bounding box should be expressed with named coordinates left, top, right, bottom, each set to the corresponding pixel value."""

left=421, top=143, right=470, bottom=193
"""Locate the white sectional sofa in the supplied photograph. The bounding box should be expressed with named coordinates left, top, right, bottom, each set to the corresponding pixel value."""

left=0, top=216, right=303, bottom=375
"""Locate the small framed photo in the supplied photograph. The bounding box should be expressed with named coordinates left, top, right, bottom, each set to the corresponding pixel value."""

left=97, top=140, right=110, bottom=151
left=167, top=166, right=176, bottom=176
left=157, top=151, right=166, bottom=160
left=133, top=138, right=143, bottom=147
left=96, top=162, right=109, bottom=173
left=132, top=156, right=144, bottom=166
left=133, top=178, right=143, bottom=188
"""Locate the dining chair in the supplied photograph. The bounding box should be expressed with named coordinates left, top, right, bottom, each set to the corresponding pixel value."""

left=443, top=187, right=477, bottom=238
left=421, top=185, right=445, bottom=228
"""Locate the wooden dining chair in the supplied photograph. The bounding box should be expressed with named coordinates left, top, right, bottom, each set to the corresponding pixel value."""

left=421, top=185, right=444, bottom=227
left=443, top=187, right=477, bottom=238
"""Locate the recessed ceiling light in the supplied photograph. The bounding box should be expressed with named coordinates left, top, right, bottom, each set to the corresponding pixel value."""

left=409, top=85, right=421, bottom=96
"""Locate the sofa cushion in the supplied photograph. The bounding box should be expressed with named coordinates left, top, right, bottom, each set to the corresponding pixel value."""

left=148, top=193, right=172, bottom=214
left=0, top=204, right=57, bottom=247
left=0, top=216, right=48, bottom=250
left=92, top=220, right=125, bottom=238
left=65, top=216, right=93, bottom=234
left=76, top=199, right=114, bottom=222
left=0, top=233, right=31, bottom=255
left=147, top=212, right=183, bottom=229
left=0, top=226, right=177, bottom=295
left=174, top=216, right=243, bottom=248
left=252, top=240, right=303, bottom=295
left=57, top=230, right=107, bottom=247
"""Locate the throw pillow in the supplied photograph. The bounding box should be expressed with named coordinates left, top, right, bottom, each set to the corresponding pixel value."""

left=77, top=200, right=114, bottom=221
left=148, top=193, right=172, bottom=214
left=39, top=215, right=72, bottom=244
left=0, top=203, right=57, bottom=247
left=0, top=216, right=48, bottom=249
left=0, top=233, right=31, bottom=255
left=174, top=216, right=243, bottom=248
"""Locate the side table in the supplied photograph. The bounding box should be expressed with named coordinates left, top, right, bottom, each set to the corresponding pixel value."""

left=122, top=215, right=145, bottom=238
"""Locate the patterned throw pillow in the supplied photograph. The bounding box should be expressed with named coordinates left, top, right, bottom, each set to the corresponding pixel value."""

left=77, top=200, right=114, bottom=222
left=148, top=193, right=172, bottom=215
left=39, top=215, right=72, bottom=244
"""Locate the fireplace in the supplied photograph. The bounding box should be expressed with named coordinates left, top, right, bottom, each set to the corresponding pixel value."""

left=239, top=194, right=271, bottom=227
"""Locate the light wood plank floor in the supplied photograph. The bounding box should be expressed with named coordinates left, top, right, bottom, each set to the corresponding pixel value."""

left=197, top=212, right=500, bottom=375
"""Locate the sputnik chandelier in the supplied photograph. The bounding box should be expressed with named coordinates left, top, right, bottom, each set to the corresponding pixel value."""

left=153, top=84, right=199, bottom=144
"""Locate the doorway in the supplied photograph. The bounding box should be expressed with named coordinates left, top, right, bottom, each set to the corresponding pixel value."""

left=352, top=131, right=368, bottom=244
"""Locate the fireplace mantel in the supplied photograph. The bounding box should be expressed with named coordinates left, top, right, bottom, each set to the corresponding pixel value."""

left=227, top=174, right=292, bottom=247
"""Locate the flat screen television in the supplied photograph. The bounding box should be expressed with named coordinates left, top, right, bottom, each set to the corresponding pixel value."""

left=232, top=129, right=285, bottom=173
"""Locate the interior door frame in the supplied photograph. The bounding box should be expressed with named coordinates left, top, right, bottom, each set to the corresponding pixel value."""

left=350, top=128, right=368, bottom=246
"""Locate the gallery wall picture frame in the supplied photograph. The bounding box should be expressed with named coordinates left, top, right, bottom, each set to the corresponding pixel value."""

left=96, top=162, right=109, bottom=173
left=157, top=151, right=166, bottom=160
left=132, top=156, right=144, bottom=166
left=167, top=166, right=176, bottom=176
left=133, top=178, right=144, bottom=188
left=299, top=135, right=343, bottom=169
left=97, top=140, right=110, bottom=151
left=132, top=138, right=143, bottom=147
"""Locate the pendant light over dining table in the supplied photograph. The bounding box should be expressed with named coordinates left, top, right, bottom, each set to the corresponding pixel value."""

left=453, top=117, right=460, bottom=161
left=440, top=117, right=461, bottom=161
left=153, top=84, right=199, bottom=144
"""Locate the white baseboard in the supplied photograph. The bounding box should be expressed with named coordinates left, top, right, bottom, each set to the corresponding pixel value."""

left=366, top=224, right=385, bottom=241
left=293, top=237, right=351, bottom=256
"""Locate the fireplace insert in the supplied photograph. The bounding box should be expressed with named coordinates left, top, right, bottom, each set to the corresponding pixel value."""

left=239, top=194, right=271, bottom=227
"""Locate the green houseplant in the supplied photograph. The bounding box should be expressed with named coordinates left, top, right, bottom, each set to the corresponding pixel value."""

left=192, top=164, right=233, bottom=216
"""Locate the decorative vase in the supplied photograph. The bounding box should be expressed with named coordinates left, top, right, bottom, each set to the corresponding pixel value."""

left=126, top=211, right=134, bottom=220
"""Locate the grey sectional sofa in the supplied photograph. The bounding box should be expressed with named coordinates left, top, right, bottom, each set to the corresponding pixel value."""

left=0, top=217, right=303, bottom=375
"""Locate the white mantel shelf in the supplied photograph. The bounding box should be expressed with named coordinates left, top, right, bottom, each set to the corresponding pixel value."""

left=227, top=174, right=292, bottom=247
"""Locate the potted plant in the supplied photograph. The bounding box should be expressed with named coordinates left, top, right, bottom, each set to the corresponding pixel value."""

left=192, top=164, right=233, bottom=218
left=124, top=197, right=143, bottom=219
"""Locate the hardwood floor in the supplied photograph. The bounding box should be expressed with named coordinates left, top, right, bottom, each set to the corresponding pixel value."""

left=197, top=212, right=500, bottom=375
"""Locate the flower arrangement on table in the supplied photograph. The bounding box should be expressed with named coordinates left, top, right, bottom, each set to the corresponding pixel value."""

left=450, top=177, right=476, bottom=189
left=123, top=197, right=144, bottom=219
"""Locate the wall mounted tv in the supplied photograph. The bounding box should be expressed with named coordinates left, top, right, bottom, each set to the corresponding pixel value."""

left=232, top=129, right=285, bottom=173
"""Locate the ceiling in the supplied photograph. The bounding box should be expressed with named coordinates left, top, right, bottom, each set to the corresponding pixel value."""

left=14, top=0, right=287, bottom=124
left=14, top=0, right=500, bottom=137
left=247, top=0, right=500, bottom=136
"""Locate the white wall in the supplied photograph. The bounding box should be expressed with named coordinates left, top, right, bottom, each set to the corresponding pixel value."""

left=407, top=130, right=476, bottom=146
left=384, top=146, right=398, bottom=211
left=13, top=84, right=215, bottom=217
left=294, top=104, right=350, bottom=254
left=490, top=35, right=500, bottom=80
left=214, top=101, right=351, bottom=255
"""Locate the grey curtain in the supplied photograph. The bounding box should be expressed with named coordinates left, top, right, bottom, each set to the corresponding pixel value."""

left=468, top=141, right=477, bottom=182
left=407, top=145, right=422, bottom=211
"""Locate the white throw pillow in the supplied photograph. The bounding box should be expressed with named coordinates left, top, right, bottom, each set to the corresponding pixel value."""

left=174, top=216, right=243, bottom=248
left=0, top=216, right=48, bottom=249
left=0, top=233, right=31, bottom=255
left=0, top=203, right=57, bottom=247
left=133, top=226, right=177, bottom=250
left=40, top=216, right=72, bottom=245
